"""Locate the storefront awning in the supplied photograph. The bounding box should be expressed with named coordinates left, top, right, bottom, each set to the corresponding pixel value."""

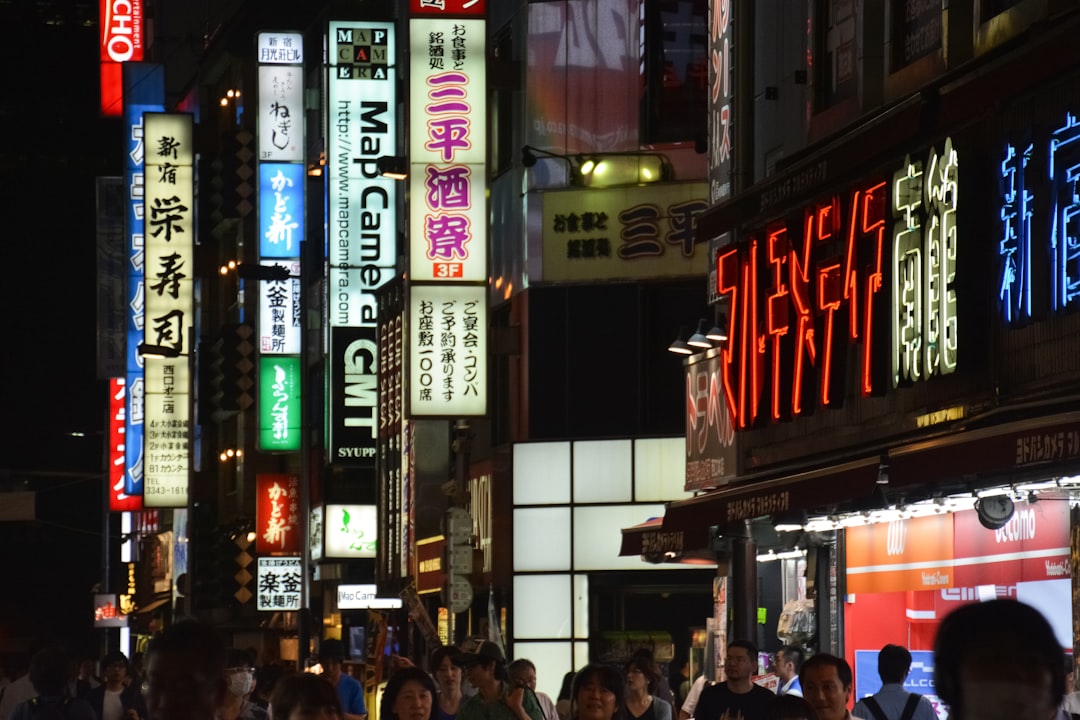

left=618, top=517, right=714, bottom=558
left=661, top=456, right=882, bottom=533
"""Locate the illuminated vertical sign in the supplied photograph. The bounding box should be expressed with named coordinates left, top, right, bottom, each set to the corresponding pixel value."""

left=707, top=0, right=733, bottom=202
left=122, top=64, right=164, bottom=497
left=259, top=355, right=301, bottom=451
left=100, top=0, right=145, bottom=116
left=408, top=18, right=487, bottom=283
left=256, top=31, right=304, bottom=442
left=408, top=284, right=487, bottom=416
left=142, top=112, right=194, bottom=507
left=999, top=142, right=1034, bottom=323
left=714, top=178, right=889, bottom=427
left=1049, top=114, right=1080, bottom=312
left=255, top=473, right=301, bottom=554
left=891, top=137, right=959, bottom=388
left=998, top=114, right=1080, bottom=321
left=327, top=21, right=399, bottom=464
left=258, top=260, right=301, bottom=355
left=109, top=378, right=141, bottom=512
left=324, top=504, right=378, bottom=558
left=256, top=557, right=303, bottom=611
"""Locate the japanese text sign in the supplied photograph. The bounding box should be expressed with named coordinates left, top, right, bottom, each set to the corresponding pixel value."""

left=408, top=284, right=487, bottom=417
left=256, top=557, right=302, bottom=611
left=258, top=65, right=303, bottom=162
left=256, top=473, right=301, bottom=554
left=409, top=18, right=487, bottom=282
left=259, top=163, right=305, bottom=257
left=258, top=260, right=301, bottom=355
left=324, top=504, right=378, bottom=558
left=257, top=32, right=303, bottom=64
left=259, top=356, right=301, bottom=451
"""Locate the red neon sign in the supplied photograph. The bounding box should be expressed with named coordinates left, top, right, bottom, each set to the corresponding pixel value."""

left=714, top=179, right=887, bottom=428
left=99, top=0, right=144, bottom=117
left=255, top=473, right=301, bottom=554
left=109, top=378, right=142, bottom=512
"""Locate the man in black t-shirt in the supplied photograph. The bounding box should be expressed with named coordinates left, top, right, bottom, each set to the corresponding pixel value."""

left=692, top=641, right=776, bottom=720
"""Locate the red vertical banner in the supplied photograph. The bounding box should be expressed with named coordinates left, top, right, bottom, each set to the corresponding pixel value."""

left=255, top=473, right=301, bottom=553
left=109, top=378, right=142, bottom=512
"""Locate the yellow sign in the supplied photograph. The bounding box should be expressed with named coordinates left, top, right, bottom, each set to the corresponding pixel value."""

left=539, top=183, right=709, bottom=282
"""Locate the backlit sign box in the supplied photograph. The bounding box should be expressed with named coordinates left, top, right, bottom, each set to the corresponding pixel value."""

left=410, top=0, right=486, bottom=16
left=122, top=63, right=164, bottom=496
left=256, top=557, right=302, bottom=611
left=109, top=378, right=141, bottom=512
left=337, top=584, right=404, bottom=609
left=328, top=326, right=379, bottom=463
left=408, top=18, right=487, bottom=283
left=258, top=65, right=304, bottom=162
left=257, top=32, right=303, bottom=64
left=255, top=473, right=301, bottom=554
left=327, top=21, right=398, bottom=328
left=259, top=356, right=301, bottom=452
left=142, top=112, right=194, bottom=508
left=100, top=0, right=145, bottom=116
left=408, top=284, right=487, bottom=417
left=259, top=163, right=306, bottom=257
left=258, top=260, right=301, bottom=355
left=325, top=504, right=378, bottom=558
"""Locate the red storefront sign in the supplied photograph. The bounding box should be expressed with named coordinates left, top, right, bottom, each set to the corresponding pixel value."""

left=410, top=0, right=486, bottom=17
left=255, top=473, right=301, bottom=554
left=109, top=378, right=142, bottom=512
left=846, top=514, right=954, bottom=594
left=416, top=536, right=446, bottom=594
left=951, top=499, right=1070, bottom=587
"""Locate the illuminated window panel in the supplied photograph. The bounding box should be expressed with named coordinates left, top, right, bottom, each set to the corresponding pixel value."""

left=513, top=574, right=572, bottom=638
left=514, top=508, right=571, bottom=571
left=514, top=442, right=571, bottom=505
left=572, top=439, right=632, bottom=503
left=633, top=438, right=690, bottom=502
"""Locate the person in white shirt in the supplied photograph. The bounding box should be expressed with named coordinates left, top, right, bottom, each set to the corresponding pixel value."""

left=677, top=676, right=709, bottom=720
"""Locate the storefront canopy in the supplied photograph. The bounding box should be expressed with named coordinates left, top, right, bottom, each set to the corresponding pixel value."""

left=660, top=457, right=882, bottom=535
left=618, top=516, right=714, bottom=559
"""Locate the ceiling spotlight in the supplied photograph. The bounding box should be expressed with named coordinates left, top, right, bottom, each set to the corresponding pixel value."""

left=579, top=156, right=597, bottom=175
left=706, top=312, right=729, bottom=342
left=668, top=327, right=693, bottom=355
left=687, top=319, right=712, bottom=349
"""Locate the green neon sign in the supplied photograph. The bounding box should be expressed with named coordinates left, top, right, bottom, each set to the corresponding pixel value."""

left=259, top=355, right=301, bottom=452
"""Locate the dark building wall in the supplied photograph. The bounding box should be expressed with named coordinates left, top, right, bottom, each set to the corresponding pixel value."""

left=525, top=280, right=711, bottom=439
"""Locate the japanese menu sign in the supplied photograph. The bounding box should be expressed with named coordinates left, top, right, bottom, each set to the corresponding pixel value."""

left=408, top=284, right=487, bottom=416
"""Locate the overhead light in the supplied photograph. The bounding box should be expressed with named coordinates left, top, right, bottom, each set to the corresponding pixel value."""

left=668, top=327, right=693, bottom=355
left=975, top=495, right=1015, bottom=530
left=706, top=312, right=728, bottom=342
left=687, top=319, right=712, bottom=349
left=579, top=156, right=598, bottom=175
left=375, top=155, right=408, bottom=180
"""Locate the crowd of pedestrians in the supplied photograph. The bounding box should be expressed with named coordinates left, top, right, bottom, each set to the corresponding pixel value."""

left=0, top=600, right=1073, bottom=720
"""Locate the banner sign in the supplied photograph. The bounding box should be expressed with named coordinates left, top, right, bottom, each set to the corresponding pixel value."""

left=846, top=514, right=955, bottom=594
left=257, top=31, right=303, bottom=64
left=337, top=584, right=403, bottom=609
left=408, top=17, right=487, bottom=283
left=707, top=0, right=733, bottom=202
left=259, top=356, right=301, bottom=451
left=256, top=473, right=302, bottom=554
left=256, top=557, right=303, bottom=611
left=142, top=112, right=194, bottom=507
left=685, top=350, right=738, bottom=491
left=408, top=284, right=487, bottom=417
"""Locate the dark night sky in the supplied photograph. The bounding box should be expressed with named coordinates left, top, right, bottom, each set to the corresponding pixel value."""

left=1, top=0, right=122, bottom=654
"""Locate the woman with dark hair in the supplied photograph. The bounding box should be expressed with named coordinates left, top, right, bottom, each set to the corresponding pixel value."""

left=765, top=695, right=817, bottom=720
left=381, top=667, right=437, bottom=720
left=556, top=672, right=575, bottom=720
left=624, top=656, right=671, bottom=720
left=572, top=665, right=626, bottom=720
left=270, top=673, right=342, bottom=720
left=430, top=647, right=464, bottom=720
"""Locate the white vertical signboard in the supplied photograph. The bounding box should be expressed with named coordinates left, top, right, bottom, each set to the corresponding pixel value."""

left=256, top=557, right=303, bottom=611
left=408, top=284, right=487, bottom=417
left=142, top=112, right=194, bottom=507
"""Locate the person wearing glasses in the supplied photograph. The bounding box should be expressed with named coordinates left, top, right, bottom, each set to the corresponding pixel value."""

left=88, top=651, right=147, bottom=720
left=217, top=651, right=266, bottom=720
